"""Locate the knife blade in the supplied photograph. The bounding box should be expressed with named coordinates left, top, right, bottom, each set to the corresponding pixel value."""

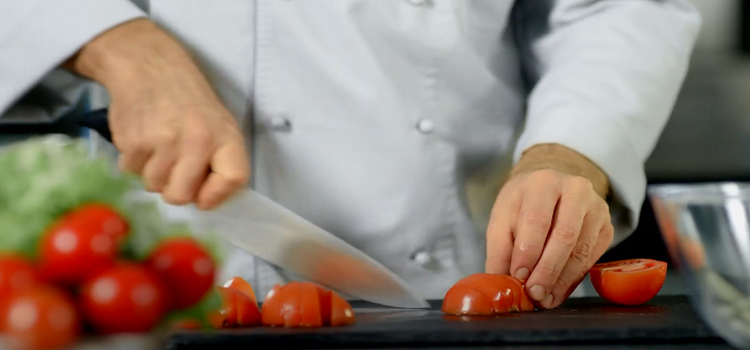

left=77, top=109, right=430, bottom=309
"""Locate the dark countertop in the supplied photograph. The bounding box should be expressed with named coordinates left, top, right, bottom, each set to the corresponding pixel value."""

left=165, top=296, right=734, bottom=350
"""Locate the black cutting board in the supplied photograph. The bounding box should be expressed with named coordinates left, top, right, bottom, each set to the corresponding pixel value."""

left=164, top=296, right=724, bottom=349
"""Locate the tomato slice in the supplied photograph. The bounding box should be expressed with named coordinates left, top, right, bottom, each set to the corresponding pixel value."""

left=2, top=285, right=80, bottom=350
left=589, top=259, right=667, bottom=306
left=259, top=285, right=284, bottom=327
left=442, top=285, right=494, bottom=316
left=330, top=292, right=355, bottom=326
left=223, top=276, right=258, bottom=303
left=261, top=282, right=355, bottom=328
left=442, top=273, right=535, bottom=316
left=216, top=285, right=261, bottom=328
left=146, top=237, right=216, bottom=310
left=79, top=264, right=167, bottom=334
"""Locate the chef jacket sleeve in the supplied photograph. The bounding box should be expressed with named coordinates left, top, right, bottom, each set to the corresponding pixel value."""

left=0, top=0, right=146, bottom=124
left=511, top=0, right=701, bottom=246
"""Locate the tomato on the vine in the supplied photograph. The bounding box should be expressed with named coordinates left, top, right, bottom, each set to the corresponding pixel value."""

left=589, top=259, right=667, bottom=306
left=38, top=206, right=126, bottom=286
left=146, top=237, right=216, bottom=310
left=2, top=286, right=80, bottom=350
left=442, top=273, right=535, bottom=316
left=79, top=264, right=167, bottom=334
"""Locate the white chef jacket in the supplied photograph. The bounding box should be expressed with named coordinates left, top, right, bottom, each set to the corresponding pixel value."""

left=0, top=0, right=701, bottom=300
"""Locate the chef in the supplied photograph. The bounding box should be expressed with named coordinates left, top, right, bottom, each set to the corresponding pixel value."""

left=0, top=1, right=700, bottom=309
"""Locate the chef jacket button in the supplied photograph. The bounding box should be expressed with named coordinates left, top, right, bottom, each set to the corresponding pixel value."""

left=416, top=119, right=435, bottom=134
left=411, top=250, right=433, bottom=266
left=268, top=116, right=292, bottom=132
left=406, top=0, right=431, bottom=6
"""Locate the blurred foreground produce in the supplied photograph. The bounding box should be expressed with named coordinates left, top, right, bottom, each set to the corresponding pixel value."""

left=0, top=137, right=224, bottom=350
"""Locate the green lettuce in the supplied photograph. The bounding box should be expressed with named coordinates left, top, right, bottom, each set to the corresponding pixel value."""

left=0, top=136, right=224, bottom=266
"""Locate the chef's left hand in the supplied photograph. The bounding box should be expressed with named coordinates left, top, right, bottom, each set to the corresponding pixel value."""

left=485, top=143, right=615, bottom=309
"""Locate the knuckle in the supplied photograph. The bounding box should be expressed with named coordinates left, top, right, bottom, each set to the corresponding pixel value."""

left=534, top=263, right=558, bottom=280
left=154, top=130, right=179, bottom=146
left=188, top=128, right=213, bottom=147
left=600, top=223, right=615, bottom=243
left=521, top=211, right=551, bottom=231
left=224, top=170, right=250, bottom=188
left=567, top=176, right=593, bottom=194
left=531, top=169, right=559, bottom=183
left=553, top=225, right=579, bottom=245
left=121, top=139, right=147, bottom=154
left=553, top=277, right=571, bottom=293
left=571, top=241, right=594, bottom=263
left=592, top=199, right=610, bottom=215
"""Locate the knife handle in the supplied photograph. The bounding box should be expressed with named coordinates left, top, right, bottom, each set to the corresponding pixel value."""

left=77, top=108, right=113, bottom=142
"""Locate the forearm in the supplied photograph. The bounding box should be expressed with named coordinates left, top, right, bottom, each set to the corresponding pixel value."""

left=511, top=143, right=610, bottom=200
left=61, top=17, right=222, bottom=116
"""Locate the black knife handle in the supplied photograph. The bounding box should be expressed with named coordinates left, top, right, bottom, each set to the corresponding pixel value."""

left=77, top=108, right=113, bottom=142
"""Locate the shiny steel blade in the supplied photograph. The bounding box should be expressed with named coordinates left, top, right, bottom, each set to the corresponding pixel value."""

left=192, top=189, right=429, bottom=309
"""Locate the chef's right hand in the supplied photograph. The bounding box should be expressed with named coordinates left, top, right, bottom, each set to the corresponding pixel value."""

left=64, top=19, right=250, bottom=210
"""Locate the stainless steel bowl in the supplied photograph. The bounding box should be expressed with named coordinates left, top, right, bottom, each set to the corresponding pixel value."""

left=649, top=182, right=750, bottom=349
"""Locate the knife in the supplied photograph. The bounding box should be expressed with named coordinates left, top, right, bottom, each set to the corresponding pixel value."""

left=76, top=109, right=429, bottom=309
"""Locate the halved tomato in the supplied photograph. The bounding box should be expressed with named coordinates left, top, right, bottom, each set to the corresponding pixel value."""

left=589, top=259, right=667, bottom=306
left=261, top=282, right=355, bottom=328
left=442, top=273, right=535, bottom=316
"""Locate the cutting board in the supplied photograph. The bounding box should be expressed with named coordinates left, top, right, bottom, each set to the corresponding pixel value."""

left=165, top=296, right=724, bottom=349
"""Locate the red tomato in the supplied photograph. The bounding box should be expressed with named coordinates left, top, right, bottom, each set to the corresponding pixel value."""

left=222, top=276, right=258, bottom=302
left=0, top=256, right=42, bottom=331
left=2, top=286, right=80, bottom=350
left=589, top=259, right=667, bottom=306
left=79, top=264, right=167, bottom=334
left=329, top=291, right=355, bottom=326
left=0, top=255, right=41, bottom=302
left=214, top=276, right=261, bottom=328
left=65, top=204, right=129, bottom=243
left=146, top=238, right=216, bottom=310
left=38, top=207, right=124, bottom=286
left=261, top=281, right=355, bottom=328
left=442, top=273, right=535, bottom=316
left=216, top=287, right=262, bottom=328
